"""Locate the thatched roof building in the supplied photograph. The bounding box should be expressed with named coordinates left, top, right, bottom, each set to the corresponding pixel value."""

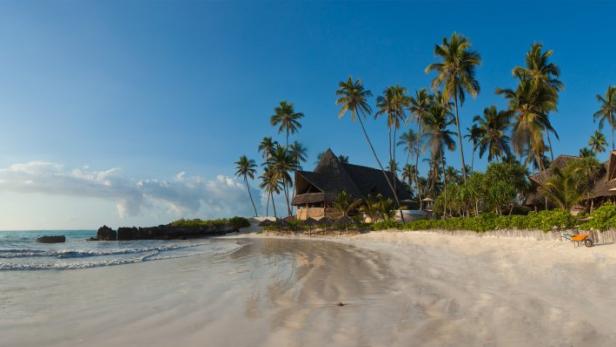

left=292, top=149, right=410, bottom=220
left=525, top=151, right=616, bottom=209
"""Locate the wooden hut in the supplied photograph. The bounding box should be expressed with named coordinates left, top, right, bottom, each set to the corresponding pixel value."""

left=292, top=149, right=410, bottom=220
left=525, top=151, right=616, bottom=210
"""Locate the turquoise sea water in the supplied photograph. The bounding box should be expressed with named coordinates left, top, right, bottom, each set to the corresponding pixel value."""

left=0, top=230, right=224, bottom=271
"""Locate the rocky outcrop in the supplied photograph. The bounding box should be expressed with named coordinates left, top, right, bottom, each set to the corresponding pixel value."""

left=96, top=225, right=117, bottom=241
left=37, top=235, right=66, bottom=243
left=92, top=224, right=238, bottom=241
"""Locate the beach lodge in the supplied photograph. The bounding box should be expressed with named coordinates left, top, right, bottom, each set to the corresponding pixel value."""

left=525, top=150, right=616, bottom=211
left=292, top=149, right=411, bottom=220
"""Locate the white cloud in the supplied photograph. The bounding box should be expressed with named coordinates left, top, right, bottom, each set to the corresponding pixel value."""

left=0, top=161, right=265, bottom=219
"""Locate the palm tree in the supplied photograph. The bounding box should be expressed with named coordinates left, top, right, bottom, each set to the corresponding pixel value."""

left=398, top=130, right=422, bottom=206
left=259, top=166, right=282, bottom=218
left=258, top=137, right=278, bottom=160
left=270, top=101, right=304, bottom=147
left=512, top=43, right=562, bottom=160
left=497, top=78, right=556, bottom=170
left=288, top=141, right=308, bottom=169
left=401, top=164, right=416, bottom=191
left=472, top=106, right=512, bottom=162
left=589, top=130, right=607, bottom=155
left=422, top=93, right=456, bottom=214
left=234, top=155, right=259, bottom=216
left=336, top=76, right=400, bottom=207
left=594, top=86, right=616, bottom=150
left=376, top=85, right=409, bottom=171
left=464, top=125, right=481, bottom=170
left=407, top=89, right=432, bottom=206
left=267, top=145, right=297, bottom=216
left=333, top=191, right=362, bottom=218
left=425, top=33, right=481, bottom=181
left=579, top=147, right=595, bottom=158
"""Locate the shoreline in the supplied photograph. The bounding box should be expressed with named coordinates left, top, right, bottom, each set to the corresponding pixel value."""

left=226, top=228, right=616, bottom=264
left=5, top=229, right=616, bottom=346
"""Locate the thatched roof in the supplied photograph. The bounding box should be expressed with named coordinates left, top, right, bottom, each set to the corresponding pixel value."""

left=528, top=155, right=580, bottom=185
left=525, top=151, right=616, bottom=206
left=292, top=149, right=410, bottom=205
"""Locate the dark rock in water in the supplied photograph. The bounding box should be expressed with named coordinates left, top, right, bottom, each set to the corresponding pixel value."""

left=37, top=235, right=66, bottom=243
left=92, top=223, right=238, bottom=241
left=96, top=225, right=117, bottom=241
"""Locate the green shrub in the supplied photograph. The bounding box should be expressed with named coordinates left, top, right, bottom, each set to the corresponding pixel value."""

left=170, top=216, right=250, bottom=229
left=580, top=203, right=616, bottom=231
left=387, top=210, right=577, bottom=233
left=371, top=220, right=402, bottom=230
left=229, top=217, right=251, bottom=229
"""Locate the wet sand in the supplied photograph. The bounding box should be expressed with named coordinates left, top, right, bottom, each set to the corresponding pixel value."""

left=3, top=232, right=616, bottom=346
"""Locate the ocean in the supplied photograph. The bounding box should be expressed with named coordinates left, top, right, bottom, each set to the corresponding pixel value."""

left=0, top=230, right=236, bottom=271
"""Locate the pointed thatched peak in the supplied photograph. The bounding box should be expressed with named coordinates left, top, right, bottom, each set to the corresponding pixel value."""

left=315, top=148, right=339, bottom=173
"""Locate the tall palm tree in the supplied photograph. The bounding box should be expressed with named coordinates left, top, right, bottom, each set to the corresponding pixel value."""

left=401, top=164, right=417, bottom=192
left=407, top=89, right=432, bottom=206
left=267, top=145, right=297, bottom=216
left=589, top=130, right=607, bottom=155
left=258, top=137, right=278, bottom=160
left=288, top=141, right=308, bottom=169
left=497, top=78, right=556, bottom=170
left=594, top=86, right=616, bottom=150
left=398, top=129, right=422, bottom=206
left=270, top=101, right=304, bottom=147
left=425, top=33, right=481, bottom=181
left=512, top=43, right=562, bottom=160
left=336, top=76, right=400, bottom=207
left=234, top=156, right=259, bottom=217
left=472, top=106, right=512, bottom=162
left=259, top=166, right=282, bottom=218
left=376, top=85, right=410, bottom=171
left=422, top=93, right=456, bottom=214
left=464, top=125, right=481, bottom=171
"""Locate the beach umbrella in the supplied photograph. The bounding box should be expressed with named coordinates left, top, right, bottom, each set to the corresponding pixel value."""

left=304, top=217, right=319, bottom=226
left=335, top=216, right=354, bottom=231
left=304, top=217, right=318, bottom=235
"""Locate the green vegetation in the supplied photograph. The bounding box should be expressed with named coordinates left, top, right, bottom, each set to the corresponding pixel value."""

left=579, top=203, right=616, bottom=231
left=170, top=217, right=250, bottom=229
left=433, top=161, right=529, bottom=217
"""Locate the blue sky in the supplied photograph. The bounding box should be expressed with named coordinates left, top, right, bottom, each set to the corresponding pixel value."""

left=0, top=1, right=614, bottom=229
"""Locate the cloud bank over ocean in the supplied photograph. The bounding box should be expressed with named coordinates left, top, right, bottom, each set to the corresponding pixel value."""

left=0, top=161, right=264, bottom=222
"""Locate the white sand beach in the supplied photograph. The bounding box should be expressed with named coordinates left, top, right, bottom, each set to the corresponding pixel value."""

left=3, top=230, right=616, bottom=347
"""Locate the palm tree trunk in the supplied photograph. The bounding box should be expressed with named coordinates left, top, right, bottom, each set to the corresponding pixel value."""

left=442, top=155, right=447, bottom=218
left=244, top=177, right=258, bottom=216
left=547, top=132, right=555, bottom=161
left=356, top=113, right=401, bottom=207
left=392, top=127, right=398, bottom=194
left=265, top=193, right=270, bottom=216
left=453, top=91, right=468, bottom=181
left=415, top=130, right=423, bottom=210
left=612, top=126, right=616, bottom=151
left=271, top=192, right=277, bottom=218
left=282, top=178, right=292, bottom=216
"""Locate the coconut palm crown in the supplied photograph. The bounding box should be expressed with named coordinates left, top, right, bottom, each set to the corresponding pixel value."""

left=270, top=101, right=304, bottom=147
left=425, top=32, right=481, bottom=180
left=472, top=106, right=512, bottom=162
left=594, top=86, right=616, bottom=150
left=234, top=155, right=259, bottom=216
